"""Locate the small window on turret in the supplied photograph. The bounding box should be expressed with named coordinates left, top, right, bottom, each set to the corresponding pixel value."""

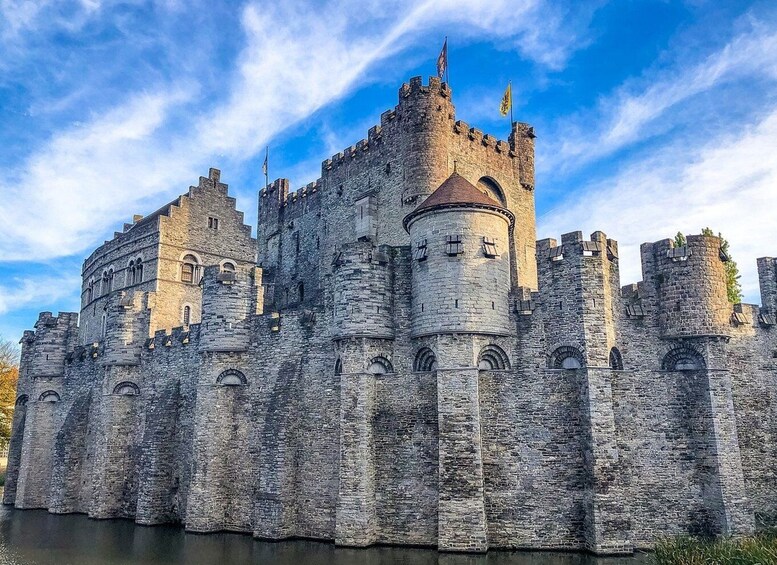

left=208, top=217, right=219, bottom=230
left=414, top=239, right=428, bottom=261
left=483, top=237, right=498, bottom=258
left=446, top=235, right=463, bottom=256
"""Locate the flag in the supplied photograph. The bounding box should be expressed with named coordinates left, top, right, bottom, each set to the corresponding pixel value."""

left=262, top=147, right=268, bottom=176
left=499, top=82, right=512, bottom=117
left=436, top=38, right=447, bottom=79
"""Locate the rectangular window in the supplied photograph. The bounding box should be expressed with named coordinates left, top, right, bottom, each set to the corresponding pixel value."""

left=483, top=236, right=498, bottom=258
left=181, top=263, right=194, bottom=284
left=446, top=234, right=463, bottom=256
left=208, top=217, right=219, bottom=230
left=414, top=239, right=428, bottom=261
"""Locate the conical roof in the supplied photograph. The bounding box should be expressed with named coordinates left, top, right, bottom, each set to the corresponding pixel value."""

left=415, top=172, right=502, bottom=212
left=403, top=172, right=511, bottom=231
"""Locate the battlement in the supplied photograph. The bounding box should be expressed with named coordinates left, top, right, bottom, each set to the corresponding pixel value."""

left=398, top=75, right=451, bottom=100
left=146, top=323, right=201, bottom=351
left=333, top=241, right=397, bottom=340
left=101, top=291, right=152, bottom=366
left=537, top=231, right=618, bottom=262
left=640, top=233, right=731, bottom=338
left=199, top=264, right=263, bottom=352
left=27, top=311, right=79, bottom=378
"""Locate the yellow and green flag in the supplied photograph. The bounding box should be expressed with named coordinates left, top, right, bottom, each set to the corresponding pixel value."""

left=499, top=82, right=512, bottom=117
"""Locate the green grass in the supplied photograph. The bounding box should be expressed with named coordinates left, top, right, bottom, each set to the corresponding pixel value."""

left=652, top=530, right=777, bottom=564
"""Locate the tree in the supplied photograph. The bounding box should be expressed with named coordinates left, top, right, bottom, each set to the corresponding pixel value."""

left=673, top=232, right=687, bottom=248
left=701, top=227, right=743, bottom=304
left=0, top=337, right=19, bottom=442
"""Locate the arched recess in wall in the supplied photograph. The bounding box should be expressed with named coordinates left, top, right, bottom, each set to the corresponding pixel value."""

left=179, top=251, right=203, bottom=285
left=477, top=176, right=507, bottom=206
left=609, top=347, right=624, bottom=370
left=367, top=356, right=394, bottom=375
left=548, top=346, right=585, bottom=370
left=334, top=357, right=343, bottom=376
left=478, top=344, right=511, bottom=370
left=182, top=303, right=193, bottom=326
left=219, top=260, right=236, bottom=273
left=662, top=347, right=706, bottom=371
left=413, top=347, right=437, bottom=372
left=38, top=390, right=60, bottom=402
left=217, top=369, right=248, bottom=386
left=15, top=395, right=28, bottom=406
left=113, top=381, right=140, bottom=396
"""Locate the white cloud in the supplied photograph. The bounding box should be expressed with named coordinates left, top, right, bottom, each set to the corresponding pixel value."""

left=0, top=0, right=591, bottom=262
left=543, top=22, right=777, bottom=173
left=0, top=275, right=81, bottom=315
left=538, top=107, right=777, bottom=303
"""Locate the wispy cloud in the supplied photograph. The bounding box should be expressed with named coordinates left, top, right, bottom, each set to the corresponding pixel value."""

left=543, top=21, right=777, bottom=173
left=0, top=275, right=81, bottom=316
left=539, top=107, right=777, bottom=302
left=0, top=0, right=591, bottom=262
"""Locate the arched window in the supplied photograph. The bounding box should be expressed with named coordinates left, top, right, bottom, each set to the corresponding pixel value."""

left=181, top=254, right=200, bottom=284
left=549, top=346, right=585, bottom=370
left=135, top=258, right=143, bottom=283
left=102, top=271, right=109, bottom=295
left=113, top=382, right=140, bottom=396
left=477, top=176, right=507, bottom=206
left=38, top=390, right=60, bottom=402
left=478, top=344, right=510, bottom=370
left=15, top=394, right=28, bottom=406
left=367, top=356, right=393, bottom=375
left=334, top=358, right=343, bottom=376
left=107, top=268, right=114, bottom=292
left=183, top=305, right=191, bottom=326
left=217, top=369, right=247, bottom=386
left=609, top=347, right=624, bottom=370
left=101, top=313, right=107, bottom=338
left=414, top=347, right=438, bottom=372
left=662, top=347, right=706, bottom=371
left=85, top=285, right=92, bottom=304
left=298, top=282, right=305, bottom=303
left=127, top=260, right=135, bottom=286
left=221, top=261, right=236, bottom=273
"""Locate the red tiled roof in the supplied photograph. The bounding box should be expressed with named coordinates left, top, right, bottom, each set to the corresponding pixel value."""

left=414, top=172, right=503, bottom=212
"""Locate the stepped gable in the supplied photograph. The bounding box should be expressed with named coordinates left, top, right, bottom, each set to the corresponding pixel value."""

left=403, top=172, right=511, bottom=230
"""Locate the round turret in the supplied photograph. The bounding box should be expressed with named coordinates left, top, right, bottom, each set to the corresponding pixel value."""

left=333, top=241, right=395, bottom=340
left=648, top=234, right=731, bottom=337
left=404, top=173, right=514, bottom=337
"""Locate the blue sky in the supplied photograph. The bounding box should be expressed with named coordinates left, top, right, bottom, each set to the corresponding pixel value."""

left=1, top=0, right=777, bottom=342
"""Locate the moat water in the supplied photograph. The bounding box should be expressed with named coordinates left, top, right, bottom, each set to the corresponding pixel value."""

left=0, top=505, right=651, bottom=565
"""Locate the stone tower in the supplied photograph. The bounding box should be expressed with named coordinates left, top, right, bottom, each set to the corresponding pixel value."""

left=404, top=173, right=514, bottom=552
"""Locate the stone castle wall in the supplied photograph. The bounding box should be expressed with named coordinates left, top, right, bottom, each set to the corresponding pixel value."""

left=5, top=75, right=777, bottom=555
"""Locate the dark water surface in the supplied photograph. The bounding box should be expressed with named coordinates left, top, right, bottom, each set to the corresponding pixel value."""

left=0, top=505, right=651, bottom=565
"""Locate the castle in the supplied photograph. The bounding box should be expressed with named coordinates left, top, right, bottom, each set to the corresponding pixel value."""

left=5, top=75, right=777, bottom=555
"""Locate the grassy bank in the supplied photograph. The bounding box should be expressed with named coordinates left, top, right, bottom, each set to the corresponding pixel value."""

left=652, top=530, right=777, bottom=564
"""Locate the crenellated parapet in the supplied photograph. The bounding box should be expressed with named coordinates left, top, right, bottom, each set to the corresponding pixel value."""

left=536, top=231, right=621, bottom=367
left=199, top=264, right=264, bottom=352
left=27, top=312, right=79, bottom=378
left=640, top=234, right=731, bottom=338
left=332, top=241, right=396, bottom=340
left=102, top=291, right=152, bottom=366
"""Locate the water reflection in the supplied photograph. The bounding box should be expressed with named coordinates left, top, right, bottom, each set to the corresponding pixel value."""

left=0, top=505, right=650, bottom=565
